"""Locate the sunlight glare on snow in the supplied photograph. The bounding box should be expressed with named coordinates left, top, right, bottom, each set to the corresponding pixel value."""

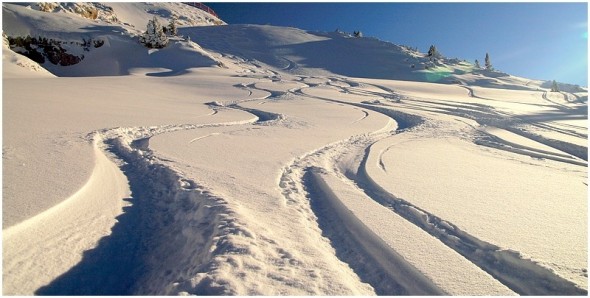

left=424, top=69, right=452, bottom=82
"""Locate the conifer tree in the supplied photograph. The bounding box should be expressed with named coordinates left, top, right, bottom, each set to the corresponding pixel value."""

left=428, top=45, right=441, bottom=61
left=428, top=45, right=437, bottom=57
left=474, top=59, right=480, bottom=69
left=140, top=16, right=169, bottom=48
left=485, top=53, right=492, bottom=70
left=168, top=15, right=178, bottom=36
left=551, top=80, right=559, bottom=92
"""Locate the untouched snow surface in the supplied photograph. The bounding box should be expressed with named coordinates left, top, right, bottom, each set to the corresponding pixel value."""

left=2, top=2, right=588, bottom=296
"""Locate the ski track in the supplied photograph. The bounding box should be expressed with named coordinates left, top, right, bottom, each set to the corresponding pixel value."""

left=413, top=85, right=588, bottom=162
left=29, top=72, right=586, bottom=295
left=35, top=88, right=289, bottom=295
left=188, top=132, right=221, bottom=143
left=351, top=137, right=587, bottom=295
left=36, top=120, right=268, bottom=295
left=542, top=90, right=571, bottom=110
left=4, top=8, right=586, bottom=295
left=378, top=144, right=394, bottom=173
left=351, top=109, right=369, bottom=124
left=275, top=78, right=587, bottom=295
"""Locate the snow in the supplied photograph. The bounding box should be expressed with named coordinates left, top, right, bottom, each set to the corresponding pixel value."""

left=2, top=2, right=588, bottom=296
left=3, top=136, right=130, bottom=295
left=369, top=136, right=587, bottom=287
left=2, top=37, right=53, bottom=77
left=307, top=169, right=515, bottom=295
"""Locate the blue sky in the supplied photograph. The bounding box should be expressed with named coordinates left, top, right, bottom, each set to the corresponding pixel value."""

left=205, top=2, right=588, bottom=86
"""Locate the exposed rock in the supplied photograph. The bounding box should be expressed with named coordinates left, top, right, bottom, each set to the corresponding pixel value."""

left=6, top=35, right=96, bottom=66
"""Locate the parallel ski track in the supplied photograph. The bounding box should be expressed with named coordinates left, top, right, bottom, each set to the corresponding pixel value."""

left=38, top=75, right=586, bottom=295
left=270, top=78, right=587, bottom=295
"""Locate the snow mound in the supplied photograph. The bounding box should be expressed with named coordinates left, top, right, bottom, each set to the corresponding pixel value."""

left=2, top=3, right=223, bottom=77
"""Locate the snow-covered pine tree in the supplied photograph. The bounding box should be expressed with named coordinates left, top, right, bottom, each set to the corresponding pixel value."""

left=551, top=80, right=559, bottom=92
left=428, top=45, right=442, bottom=62
left=474, top=59, right=481, bottom=69
left=484, top=53, right=492, bottom=70
left=428, top=45, right=436, bottom=57
left=168, top=15, right=178, bottom=36
left=140, top=16, right=168, bottom=48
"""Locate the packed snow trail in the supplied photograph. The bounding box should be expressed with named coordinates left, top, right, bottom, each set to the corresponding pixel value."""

left=270, top=81, right=516, bottom=294
left=20, top=74, right=586, bottom=296
left=31, top=83, right=283, bottom=295
left=35, top=123, right=261, bottom=295
left=36, top=87, right=380, bottom=295
left=353, top=136, right=586, bottom=295
left=458, top=85, right=587, bottom=160
left=304, top=167, right=446, bottom=295
left=349, top=79, right=586, bottom=290
left=286, top=78, right=586, bottom=294
left=274, top=126, right=514, bottom=295
left=34, top=82, right=347, bottom=294
left=146, top=90, right=396, bottom=295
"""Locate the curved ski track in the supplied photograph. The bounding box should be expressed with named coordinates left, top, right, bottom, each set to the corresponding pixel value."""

left=275, top=78, right=586, bottom=295
left=37, top=73, right=587, bottom=295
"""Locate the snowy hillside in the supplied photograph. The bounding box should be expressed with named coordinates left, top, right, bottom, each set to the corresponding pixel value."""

left=3, top=2, right=588, bottom=296
left=2, top=2, right=224, bottom=75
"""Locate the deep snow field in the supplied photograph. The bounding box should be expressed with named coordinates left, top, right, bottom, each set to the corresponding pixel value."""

left=2, top=2, right=588, bottom=295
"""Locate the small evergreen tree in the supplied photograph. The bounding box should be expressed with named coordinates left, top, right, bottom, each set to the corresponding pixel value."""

left=353, top=31, right=363, bottom=38
left=167, top=15, right=178, bottom=36
left=474, top=59, right=480, bottom=69
left=140, top=16, right=168, bottom=48
left=484, top=53, right=492, bottom=70
left=551, top=80, right=559, bottom=92
left=427, top=45, right=441, bottom=61
left=428, top=45, right=436, bottom=57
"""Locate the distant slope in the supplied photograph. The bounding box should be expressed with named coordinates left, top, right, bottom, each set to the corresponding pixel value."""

left=2, top=3, right=584, bottom=92
left=182, top=24, right=439, bottom=82
left=180, top=24, right=557, bottom=90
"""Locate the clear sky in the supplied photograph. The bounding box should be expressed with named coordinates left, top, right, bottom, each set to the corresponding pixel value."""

left=205, top=2, right=588, bottom=87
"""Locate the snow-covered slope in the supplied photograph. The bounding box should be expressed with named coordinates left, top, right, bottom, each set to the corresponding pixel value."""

left=2, top=3, right=224, bottom=76
left=3, top=2, right=588, bottom=296
left=2, top=33, right=54, bottom=77
left=180, top=24, right=579, bottom=92
left=5, top=2, right=579, bottom=91
left=5, top=2, right=224, bottom=32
